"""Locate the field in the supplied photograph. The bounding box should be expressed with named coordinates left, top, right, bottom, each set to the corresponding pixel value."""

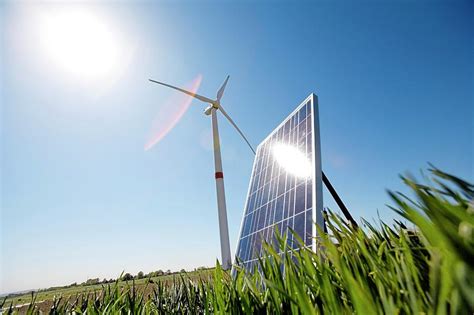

left=2, top=167, right=473, bottom=314
left=2, top=269, right=214, bottom=313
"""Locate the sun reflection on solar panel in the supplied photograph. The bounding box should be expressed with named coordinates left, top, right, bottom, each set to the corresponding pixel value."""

left=273, top=143, right=312, bottom=178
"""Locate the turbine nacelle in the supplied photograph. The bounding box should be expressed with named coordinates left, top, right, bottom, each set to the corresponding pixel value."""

left=204, top=100, right=221, bottom=115
left=204, top=104, right=214, bottom=116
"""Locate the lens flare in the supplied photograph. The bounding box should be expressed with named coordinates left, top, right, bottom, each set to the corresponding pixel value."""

left=145, top=75, right=202, bottom=151
left=273, top=143, right=312, bottom=178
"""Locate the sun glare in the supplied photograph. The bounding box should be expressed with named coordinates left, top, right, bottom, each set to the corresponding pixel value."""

left=273, top=143, right=312, bottom=178
left=38, top=8, right=119, bottom=78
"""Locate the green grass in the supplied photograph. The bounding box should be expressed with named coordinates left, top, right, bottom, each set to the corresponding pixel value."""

left=2, top=166, right=473, bottom=314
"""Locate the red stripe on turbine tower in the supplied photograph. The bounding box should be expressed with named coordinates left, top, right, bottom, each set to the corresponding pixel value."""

left=215, top=172, right=224, bottom=179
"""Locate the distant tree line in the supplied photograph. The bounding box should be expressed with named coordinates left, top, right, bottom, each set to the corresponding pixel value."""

left=74, top=266, right=212, bottom=287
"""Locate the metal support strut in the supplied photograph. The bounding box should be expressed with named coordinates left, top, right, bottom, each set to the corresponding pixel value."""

left=322, top=172, right=358, bottom=229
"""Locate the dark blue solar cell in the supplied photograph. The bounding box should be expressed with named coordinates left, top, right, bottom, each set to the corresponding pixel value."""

left=287, top=189, right=295, bottom=217
left=295, top=184, right=306, bottom=214
left=298, top=106, right=307, bottom=123
left=248, top=194, right=255, bottom=213
left=306, top=185, right=312, bottom=210
left=281, top=218, right=290, bottom=238
left=250, top=210, right=258, bottom=231
left=266, top=202, right=274, bottom=227
left=275, top=195, right=284, bottom=222
left=262, top=183, right=269, bottom=205
left=305, top=209, right=312, bottom=247
left=239, top=237, right=248, bottom=259
left=294, top=212, right=305, bottom=243
left=254, top=233, right=263, bottom=256
left=241, top=216, right=248, bottom=236
left=257, top=207, right=265, bottom=230
left=244, top=214, right=252, bottom=236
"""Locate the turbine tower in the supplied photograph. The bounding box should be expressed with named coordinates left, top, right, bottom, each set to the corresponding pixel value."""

left=149, top=76, right=254, bottom=270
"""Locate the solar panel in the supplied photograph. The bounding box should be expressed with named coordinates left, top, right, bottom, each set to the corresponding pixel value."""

left=234, top=94, right=323, bottom=271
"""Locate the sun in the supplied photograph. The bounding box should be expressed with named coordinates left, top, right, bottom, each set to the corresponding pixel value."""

left=38, top=7, right=120, bottom=78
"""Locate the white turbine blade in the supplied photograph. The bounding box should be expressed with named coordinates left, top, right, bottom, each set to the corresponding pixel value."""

left=218, top=104, right=256, bottom=155
left=216, top=75, right=230, bottom=101
left=149, top=79, right=214, bottom=104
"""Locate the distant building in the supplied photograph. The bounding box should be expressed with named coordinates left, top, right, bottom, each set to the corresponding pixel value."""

left=235, top=94, right=324, bottom=271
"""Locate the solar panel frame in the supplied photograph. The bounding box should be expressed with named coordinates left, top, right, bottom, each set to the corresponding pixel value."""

left=234, top=94, right=323, bottom=269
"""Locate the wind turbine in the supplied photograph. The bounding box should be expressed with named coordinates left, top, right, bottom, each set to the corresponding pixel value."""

left=149, top=76, right=254, bottom=270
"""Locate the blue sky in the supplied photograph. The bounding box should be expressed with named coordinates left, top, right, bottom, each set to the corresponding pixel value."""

left=1, top=0, right=472, bottom=294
